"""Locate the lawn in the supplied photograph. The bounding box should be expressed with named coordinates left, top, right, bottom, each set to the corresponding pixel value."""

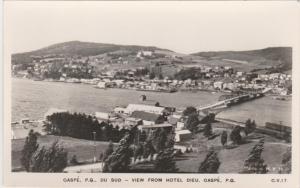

left=12, top=135, right=115, bottom=170
left=175, top=131, right=290, bottom=174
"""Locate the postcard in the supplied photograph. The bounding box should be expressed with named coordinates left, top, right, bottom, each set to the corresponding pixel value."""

left=3, top=1, right=300, bottom=188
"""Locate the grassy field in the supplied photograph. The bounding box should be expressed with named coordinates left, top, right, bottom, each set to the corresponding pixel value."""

left=175, top=130, right=290, bottom=173
left=12, top=131, right=290, bottom=173
left=12, top=135, right=114, bottom=170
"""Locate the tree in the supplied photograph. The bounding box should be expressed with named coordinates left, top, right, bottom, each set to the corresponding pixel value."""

left=151, top=128, right=167, bottom=152
left=30, top=140, right=68, bottom=172
left=103, top=141, right=114, bottom=160
left=149, top=72, right=155, bottom=79
left=221, top=131, right=228, bottom=146
left=103, top=133, right=132, bottom=172
left=143, top=140, right=156, bottom=159
left=70, top=154, right=79, bottom=165
left=133, top=143, right=144, bottom=161
left=242, top=139, right=268, bottom=174
left=198, top=150, right=221, bottom=173
left=154, top=148, right=178, bottom=173
left=245, top=119, right=252, bottom=135
left=185, top=114, right=200, bottom=132
left=203, top=123, right=213, bottom=137
left=183, top=106, right=197, bottom=116
left=280, top=147, right=291, bottom=174
left=139, top=130, right=147, bottom=142
left=21, top=130, right=39, bottom=171
left=245, top=119, right=256, bottom=135
left=230, top=126, right=242, bottom=145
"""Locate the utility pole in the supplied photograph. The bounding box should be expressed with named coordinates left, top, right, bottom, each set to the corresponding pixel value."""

left=93, top=131, right=96, bottom=163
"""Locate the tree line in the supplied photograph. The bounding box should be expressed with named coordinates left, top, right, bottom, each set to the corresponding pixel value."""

left=44, top=112, right=129, bottom=142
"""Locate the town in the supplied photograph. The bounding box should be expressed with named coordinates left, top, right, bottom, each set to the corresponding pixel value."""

left=12, top=49, right=292, bottom=96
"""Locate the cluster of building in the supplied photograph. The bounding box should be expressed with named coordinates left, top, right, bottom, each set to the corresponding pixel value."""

left=93, top=103, right=204, bottom=143
left=12, top=50, right=292, bottom=96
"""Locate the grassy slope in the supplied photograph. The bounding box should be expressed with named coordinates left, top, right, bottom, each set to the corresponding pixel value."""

left=176, top=131, right=290, bottom=173
left=12, top=41, right=169, bottom=64
left=11, top=135, right=113, bottom=169
left=191, top=47, right=292, bottom=71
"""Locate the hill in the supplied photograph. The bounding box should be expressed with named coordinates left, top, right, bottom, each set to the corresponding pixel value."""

left=191, top=47, right=292, bottom=71
left=12, top=41, right=172, bottom=65
left=12, top=41, right=292, bottom=72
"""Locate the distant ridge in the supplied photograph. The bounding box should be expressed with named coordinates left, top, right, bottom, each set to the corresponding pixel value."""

left=12, top=41, right=172, bottom=64
left=192, top=47, right=292, bottom=71
left=12, top=41, right=292, bottom=71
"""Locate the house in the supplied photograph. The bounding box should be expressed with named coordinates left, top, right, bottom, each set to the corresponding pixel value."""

left=96, top=82, right=107, bottom=89
left=137, top=50, right=153, bottom=58
left=125, top=117, right=143, bottom=127
left=175, top=129, right=192, bottom=142
left=168, top=116, right=184, bottom=130
left=125, top=104, right=165, bottom=115
left=95, top=112, right=110, bottom=120
left=114, top=107, right=126, bottom=114
left=236, top=71, right=244, bottom=77
left=213, top=81, right=224, bottom=90
left=137, top=123, right=173, bottom=131
left=131, top=111, right=165, bottom=125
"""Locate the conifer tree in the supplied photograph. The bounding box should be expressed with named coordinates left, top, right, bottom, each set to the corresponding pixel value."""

left=103, top=133, right=132, bottom=172
left=154, top=148, right=177, bottom=172
left=230, top=126, right=242, bottom=145
left=21, top=130, right=39, bottom=171
left=203, top=123, right=213, bottom=137
left=280, top=147, right=291, bottom=174
left=242, top=139, right=268, bottom=174
left=221, top=130, right=228, bottom=146
left=198, top=150, right=221, bottom=173
left=30, top=140, right=68, bottom=172
left=103, top=141, right=114, bottom=160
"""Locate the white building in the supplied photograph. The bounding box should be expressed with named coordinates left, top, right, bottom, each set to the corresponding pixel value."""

left=114, top=107, right=126, bottom=114
left=96, top=82, right=107, bottom=89
left=125, top=104, right=165, bottom=115
left=95, top=112, right=110, bottom=120
left=213, top=81, right=224, bottom=90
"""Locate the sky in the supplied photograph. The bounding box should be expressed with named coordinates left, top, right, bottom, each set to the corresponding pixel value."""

left=4, top=1, right=299, bottom=54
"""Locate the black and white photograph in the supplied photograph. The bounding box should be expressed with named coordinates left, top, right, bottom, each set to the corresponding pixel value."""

left=3, top=1, right=300, bottom=187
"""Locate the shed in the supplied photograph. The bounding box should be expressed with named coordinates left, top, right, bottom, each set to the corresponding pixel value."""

left=175, top=129, right=192, bottom=142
